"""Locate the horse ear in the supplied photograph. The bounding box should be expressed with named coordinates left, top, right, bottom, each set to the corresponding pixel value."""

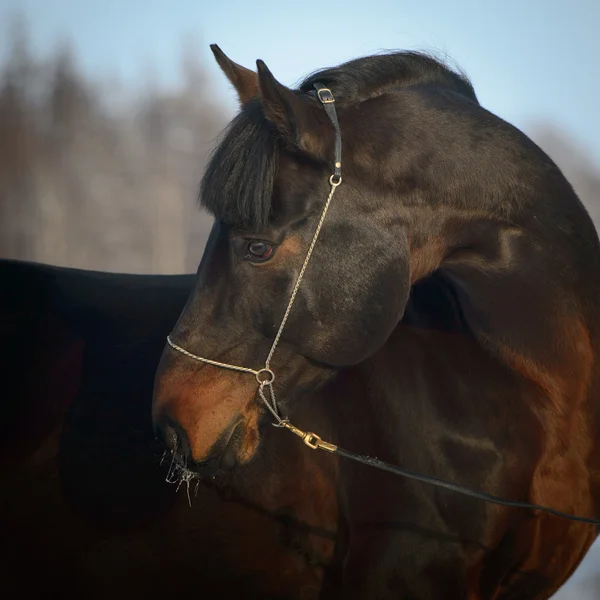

left=256, top=59, right=330, bottom=159
left=210, top=44, right=259, bottom=106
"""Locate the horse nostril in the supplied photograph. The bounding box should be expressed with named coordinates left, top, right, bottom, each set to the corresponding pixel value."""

left=161, top=422, right=178, bottom=453
left=155, top=412, right=192, bottom=459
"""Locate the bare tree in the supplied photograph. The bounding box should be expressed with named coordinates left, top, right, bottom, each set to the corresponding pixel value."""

left=0, top=17, right=227, bottom=274
left=0, top=16, right=38, bottom=258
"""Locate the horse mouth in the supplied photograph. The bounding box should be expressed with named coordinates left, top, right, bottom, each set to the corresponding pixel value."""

left=178, top=420, right=244, bottom=477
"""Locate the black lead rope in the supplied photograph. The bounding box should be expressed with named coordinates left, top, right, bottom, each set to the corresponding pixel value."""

left=334, top=446, right=600, bottom=526
left=305, top=81, right=600, bottom=529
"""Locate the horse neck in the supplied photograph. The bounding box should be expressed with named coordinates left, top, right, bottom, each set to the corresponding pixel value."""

left=385, top=199, right=595, bottom=443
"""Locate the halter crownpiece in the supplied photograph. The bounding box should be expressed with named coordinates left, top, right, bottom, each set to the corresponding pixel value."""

left=166, top=82, right=343, bottom=449
left=312, top=82, right=342, bottom=183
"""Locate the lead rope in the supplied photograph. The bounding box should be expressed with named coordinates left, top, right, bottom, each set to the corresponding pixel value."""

left=165, top=84, right=600, bottom=526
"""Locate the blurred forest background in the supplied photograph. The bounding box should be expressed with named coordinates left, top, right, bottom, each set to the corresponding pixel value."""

left=1, top=15, right=600, bottom=599
left=0, top=18, right=225, bottom=274
left=1, top=18, right=599, bottom=275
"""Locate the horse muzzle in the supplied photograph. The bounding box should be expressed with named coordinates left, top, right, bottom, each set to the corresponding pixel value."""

left=153, top=408, right=245, bottom=476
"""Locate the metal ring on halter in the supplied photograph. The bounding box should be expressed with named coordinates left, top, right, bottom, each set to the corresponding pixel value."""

left=256, top=368, right=275, bottom=385
left=329, top=174, right=342, bottom=187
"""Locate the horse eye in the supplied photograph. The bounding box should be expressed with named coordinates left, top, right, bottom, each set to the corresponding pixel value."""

left=246, top=241, right=274, bottom=262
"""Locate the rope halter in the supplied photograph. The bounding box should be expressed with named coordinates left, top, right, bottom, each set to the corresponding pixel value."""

left=166, top=82, right=342, bottom=452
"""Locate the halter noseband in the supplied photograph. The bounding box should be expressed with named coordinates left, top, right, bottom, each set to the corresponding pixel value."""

left=166, top=82, right=343, bottom=451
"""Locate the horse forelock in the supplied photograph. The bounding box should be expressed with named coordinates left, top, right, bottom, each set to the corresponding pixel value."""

left=199, top=99, right=280, bottom=230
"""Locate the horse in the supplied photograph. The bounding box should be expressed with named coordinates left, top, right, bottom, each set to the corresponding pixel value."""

left=151, top=45, right=600, bottom=599
left=1, top=258, right=345, bottom=598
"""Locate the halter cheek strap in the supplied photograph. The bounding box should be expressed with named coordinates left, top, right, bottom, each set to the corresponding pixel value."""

left=312, top=82, right=342, bottom=183
left=166, top=81, right=343, bottom=450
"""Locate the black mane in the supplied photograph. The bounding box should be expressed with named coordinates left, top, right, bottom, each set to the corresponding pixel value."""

left=299, top=50, right=478, bottom=104
left=200, top=51, right=477, bottom=229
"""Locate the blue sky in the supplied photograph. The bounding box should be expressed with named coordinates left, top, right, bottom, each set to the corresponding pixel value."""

left=1, top=0, right=599, bottom=164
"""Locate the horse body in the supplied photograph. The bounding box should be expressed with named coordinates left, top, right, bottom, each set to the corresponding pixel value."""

left=332, top=302, right=596, bottom=599
left=273, top=274, right=600, bottom=599
left=1, top=259, right=341, bottom=598
left=152, top=47, right=600, bottom=598
left=3, top=258, right=598, bottom=598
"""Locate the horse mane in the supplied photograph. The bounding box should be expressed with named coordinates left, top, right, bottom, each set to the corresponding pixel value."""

left=200, top=51, right=477, bottom=229
left=299, top=50, right=478, bottom=104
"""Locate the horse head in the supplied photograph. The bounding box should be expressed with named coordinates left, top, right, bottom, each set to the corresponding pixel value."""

left=151, top=45, right=598, bottom=486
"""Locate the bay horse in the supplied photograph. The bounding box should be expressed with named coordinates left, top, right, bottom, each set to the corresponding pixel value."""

left=152, top=46, right=600, bottom=598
